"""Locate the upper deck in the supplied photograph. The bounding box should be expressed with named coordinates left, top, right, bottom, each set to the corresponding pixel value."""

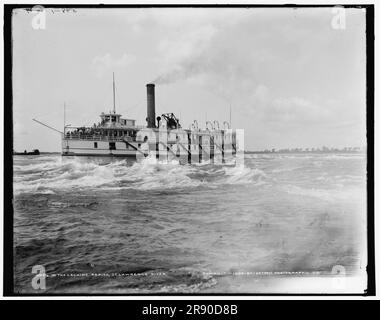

left=64, top=110, right=142, bottom=141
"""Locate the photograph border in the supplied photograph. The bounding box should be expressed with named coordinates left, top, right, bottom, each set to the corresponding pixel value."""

left=3, top=3, right=375, bottom=297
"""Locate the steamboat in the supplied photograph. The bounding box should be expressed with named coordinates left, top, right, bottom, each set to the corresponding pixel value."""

left=40, top=75, right=240, bottom=163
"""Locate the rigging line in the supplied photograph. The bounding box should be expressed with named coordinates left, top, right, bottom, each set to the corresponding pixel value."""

left=126, top=98, right=146, bottom=120
left=33, top=119, right=63, bottom=134
left=129, top=99, right=145, bottom=111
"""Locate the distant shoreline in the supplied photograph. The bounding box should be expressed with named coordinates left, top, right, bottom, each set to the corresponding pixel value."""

left=244, top=150, right=365, bottom=154
left=13, top=151, right=61, bottom=155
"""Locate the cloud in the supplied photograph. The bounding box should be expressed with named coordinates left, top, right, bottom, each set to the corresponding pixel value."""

left=148, top=10, right=274, bottom=86
left=104, top=9, right=365, bottom=147
left=152, top=25, right=217, bottom=84
left=239, top=87, right=351, bottom=130
left=149, top=12, right=277, bottom=94
left=145, top=8, right=364, bottom=145
left=91, top=53, right=136, bottom=78
left=148, top=9, right=305, bottom=86
left=268, top=97, right=332, bottom=124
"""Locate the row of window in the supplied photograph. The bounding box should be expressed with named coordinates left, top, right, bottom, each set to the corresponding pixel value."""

left=103, top=116, right=118, bottom=122
left=94, top=142, right=232, bottom=151
left=106, top=130, right=136, bottom=137
left=94, top=142, right=116, bottom=150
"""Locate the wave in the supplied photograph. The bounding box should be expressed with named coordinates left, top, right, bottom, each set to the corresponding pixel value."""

left=155, top=267, right=218, bottom=293
left=283, top=185, right=365, bottom=202
left=13, top=155, right=266, bottom=194
left=222, top=165, right=267, bottom=185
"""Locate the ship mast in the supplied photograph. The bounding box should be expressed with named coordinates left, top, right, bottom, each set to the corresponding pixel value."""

left=229, top=104, right=232, bottom=127
left=112, top=72, right=116, bottom=114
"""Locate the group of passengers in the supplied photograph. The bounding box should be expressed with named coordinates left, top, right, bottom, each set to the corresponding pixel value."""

left=65, top=125, right=137, bottom=139
left=65, top=125, right=101, bottom=137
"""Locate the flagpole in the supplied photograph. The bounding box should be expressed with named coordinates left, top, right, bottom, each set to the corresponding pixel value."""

left=113, top=72, right=116, bottom=114
left=229, top=104, right=232, bottom=127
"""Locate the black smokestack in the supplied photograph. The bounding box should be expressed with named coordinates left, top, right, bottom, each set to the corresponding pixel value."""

left=146, top=83, right=156, bottom=128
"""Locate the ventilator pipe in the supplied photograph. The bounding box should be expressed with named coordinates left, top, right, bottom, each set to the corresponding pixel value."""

left=206, top=121, right=214, bottom=131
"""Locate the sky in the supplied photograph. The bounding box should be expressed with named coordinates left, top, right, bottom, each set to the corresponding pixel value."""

left=12, top=7, right=367, bottom=152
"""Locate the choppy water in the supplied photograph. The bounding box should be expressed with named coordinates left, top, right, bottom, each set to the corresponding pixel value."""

left=13, top=153, right=367, bottom=293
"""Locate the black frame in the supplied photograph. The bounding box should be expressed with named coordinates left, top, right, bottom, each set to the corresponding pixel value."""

left=3, top=3, right=375, bottom=297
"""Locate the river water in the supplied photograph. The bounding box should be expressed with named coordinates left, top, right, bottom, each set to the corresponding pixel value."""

left=13, top=153, right=367, bottom=293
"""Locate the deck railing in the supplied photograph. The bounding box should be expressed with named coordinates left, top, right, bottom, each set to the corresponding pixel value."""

left=64, top=134, right=135, bottom=142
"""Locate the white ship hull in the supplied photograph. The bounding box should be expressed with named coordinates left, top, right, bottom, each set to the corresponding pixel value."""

left=61, top=134, right=236, bottom=162
left=62, top=139, right=137, bottom=157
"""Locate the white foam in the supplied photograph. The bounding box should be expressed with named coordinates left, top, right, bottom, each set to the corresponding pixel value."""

left=222, top=165, right=267, bottom=185
left=14, top=156, right=266, bottom=194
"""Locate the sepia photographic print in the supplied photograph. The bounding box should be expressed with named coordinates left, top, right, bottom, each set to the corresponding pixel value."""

left=4, top=3, right=374, bottom=296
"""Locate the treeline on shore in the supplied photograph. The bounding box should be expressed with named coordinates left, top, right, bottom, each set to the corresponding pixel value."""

left=245, top=147, right=365, bottom=154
